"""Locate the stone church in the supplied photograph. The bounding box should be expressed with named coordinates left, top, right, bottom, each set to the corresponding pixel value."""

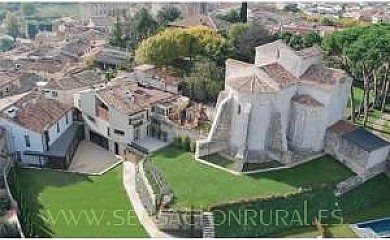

left=196, top=40, right=389, bottom=177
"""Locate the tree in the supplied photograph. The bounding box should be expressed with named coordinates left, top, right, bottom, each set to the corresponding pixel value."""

left=136, top=26, right=230, bottom=67
left=4, top=12, right=19, bottom=41
left=240, top=2, right=248, bottom=23
left=217, top=9, right=241, bottom=23
left=21, top=3, right=35, bottom=17
left=132, top=7, right=158, bottom=43
left=235, top=24, right=276, bottom=62
left=156, top=5, right=181, bottom=26
left=322, top=24, right=390, bottom=123
left=109, top=16, right=124, bottom=47
left=0, top=36, right=15, bottom=52
left=277, top=31, right=322, bottom=50
left=136, top=28, right=199, bottom=66
left=186, top=60, right=224, bottom=103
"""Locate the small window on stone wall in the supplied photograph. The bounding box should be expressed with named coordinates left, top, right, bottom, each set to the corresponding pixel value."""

left=238, top=105, right=241, bottom=115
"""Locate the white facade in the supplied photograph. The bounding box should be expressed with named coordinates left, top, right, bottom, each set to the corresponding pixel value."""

left=196, top=41, right=352, bottom=165
left=0, top=110, right=73, bottom=165
left=79, top=89, right=151, bottom=156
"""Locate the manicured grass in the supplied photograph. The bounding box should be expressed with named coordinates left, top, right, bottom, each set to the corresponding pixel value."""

left=14, top=166, right=148, bottom=238
left=151, top=147, right=354, bottom=209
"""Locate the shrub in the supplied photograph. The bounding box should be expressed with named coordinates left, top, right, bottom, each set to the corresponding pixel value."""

left=0, top=196, right=11, bottom=216
left=174, top=135, right=182, bottom=148
left=0, top=223, right=20, bottom=238
left=182, top=135, right=191, bottom=151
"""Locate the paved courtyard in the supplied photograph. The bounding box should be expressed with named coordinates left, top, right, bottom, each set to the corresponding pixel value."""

left=68, top=141, right=122, bottom=175
left=136, top=137, right=170, bottom=152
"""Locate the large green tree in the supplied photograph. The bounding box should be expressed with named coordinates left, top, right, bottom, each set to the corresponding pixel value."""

left=186, top=60, right=224, bottom=102
left=156, top=5, right=181, bottom=26
left=109, top=16, right=124, bottom=48
left=4, top=12, right=19, bottom=40
left=322, top=24, right=390, bottom=124
left=132, top=7, right=158, bottom=43
left=217, top=9, right=241, bottom=23
left=234, top=24, right=276, bottom=62
left=136, top=26, right=230, bottom=66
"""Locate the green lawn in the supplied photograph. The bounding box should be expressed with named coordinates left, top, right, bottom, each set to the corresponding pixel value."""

left=151, top=147, right=354, bottom=209
left=13, top=166, right=148, bottom=238
left=271, top=199, right=390, bottom=238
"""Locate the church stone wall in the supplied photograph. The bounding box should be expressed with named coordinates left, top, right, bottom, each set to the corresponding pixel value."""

left=288, top=101, right=324, bottom=152
left=228, top=89, right=272, bottom=153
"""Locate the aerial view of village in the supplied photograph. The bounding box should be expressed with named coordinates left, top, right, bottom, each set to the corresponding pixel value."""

left=0, top=0, right=389, bottom=238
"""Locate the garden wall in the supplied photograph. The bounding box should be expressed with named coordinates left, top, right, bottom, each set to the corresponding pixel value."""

left=135, top=161, right=158, bottom=215
left=210, top=174, right=390, bottom=238
left=155, top=209, right=203, bottom=237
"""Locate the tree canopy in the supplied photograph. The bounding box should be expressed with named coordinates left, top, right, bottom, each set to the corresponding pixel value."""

left=217, top=9, right=242, bottom=23
left=132, top=7, right=158, bottom=42
left=322, top=24, right=390, bottom=123
left=4, top=12, right=19, bottom=40
left=277, top=31, right=322, bottom=50
left=135, top=26, right=231, bottom=66
left=156, top=5, right=181, bottom=26
left=234, top=24, right=276, bottom=62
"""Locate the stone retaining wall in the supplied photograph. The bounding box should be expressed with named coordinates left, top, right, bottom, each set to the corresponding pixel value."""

left=155, top=209, right=203, bottom=237
left=135, top=161, right=157, bottom=216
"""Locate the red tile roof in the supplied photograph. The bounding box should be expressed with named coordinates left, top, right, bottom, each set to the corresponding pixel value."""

left=327, top=120, right=356, bottom=135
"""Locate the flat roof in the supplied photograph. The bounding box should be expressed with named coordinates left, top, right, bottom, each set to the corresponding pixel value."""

left=342, top=127, right=390, bottom=152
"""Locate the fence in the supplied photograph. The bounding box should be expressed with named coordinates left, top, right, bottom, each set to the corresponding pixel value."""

left=135, top=157, right=173, bottom=215
left=143, top=157, right=173, bottom=208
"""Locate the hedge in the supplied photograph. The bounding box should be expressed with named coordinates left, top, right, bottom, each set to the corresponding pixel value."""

left=211, top=174, right=390, bottom=237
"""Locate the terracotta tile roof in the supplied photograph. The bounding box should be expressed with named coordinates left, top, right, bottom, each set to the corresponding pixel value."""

left=135, top=65, right=183, bottom=85
left=300, top=65, right=347, bottom=86
left=0, top=72, right=19, bottom=88
left=291, top=94, right=324, bottom=107
left=226, top=68, right=280, bottom=94
left=60, top=40, right=91, bottom=58
left=226, top=62, right=347, bottom=93
left=0, top=92, right=72, bottom=133
left=97, top=84, right=175, bottom=115
left=169, top=15, right=218, bottom=31
left=46, top=68, right=104, bottom=90
left=260, top=63, right=298, bottom=87
left=226, top=59, right=253, bottom=68
left=327, top=120, right=356, bottom=135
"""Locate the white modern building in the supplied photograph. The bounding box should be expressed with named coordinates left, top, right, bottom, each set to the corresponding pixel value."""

left=0, top=92, right=82, bottom=168
left=78, top=82, right=186, bottom=156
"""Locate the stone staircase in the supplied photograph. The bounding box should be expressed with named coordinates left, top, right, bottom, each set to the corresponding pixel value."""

left=202, top=212, right=215, bottom=238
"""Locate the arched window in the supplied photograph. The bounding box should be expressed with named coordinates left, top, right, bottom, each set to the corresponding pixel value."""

left=237, top=105, right=241, bottom=115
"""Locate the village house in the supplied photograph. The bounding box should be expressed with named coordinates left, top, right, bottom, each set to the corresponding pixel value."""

left=60, top=39, right=94, bottom=60
left=196, top=40, right=390, bottom=178
left=133, top=64, right=185, bottom=94
left=0, top=72, right=20, bottom=99
left=93, top=47, right=132, bottom=70
left=168, top=14, right=230, bottom=32
left=42, top=67, right=107, bottom=107
left=78, top=82, right=186, bottom=156
left=0, top=92, right=83, bottom=169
